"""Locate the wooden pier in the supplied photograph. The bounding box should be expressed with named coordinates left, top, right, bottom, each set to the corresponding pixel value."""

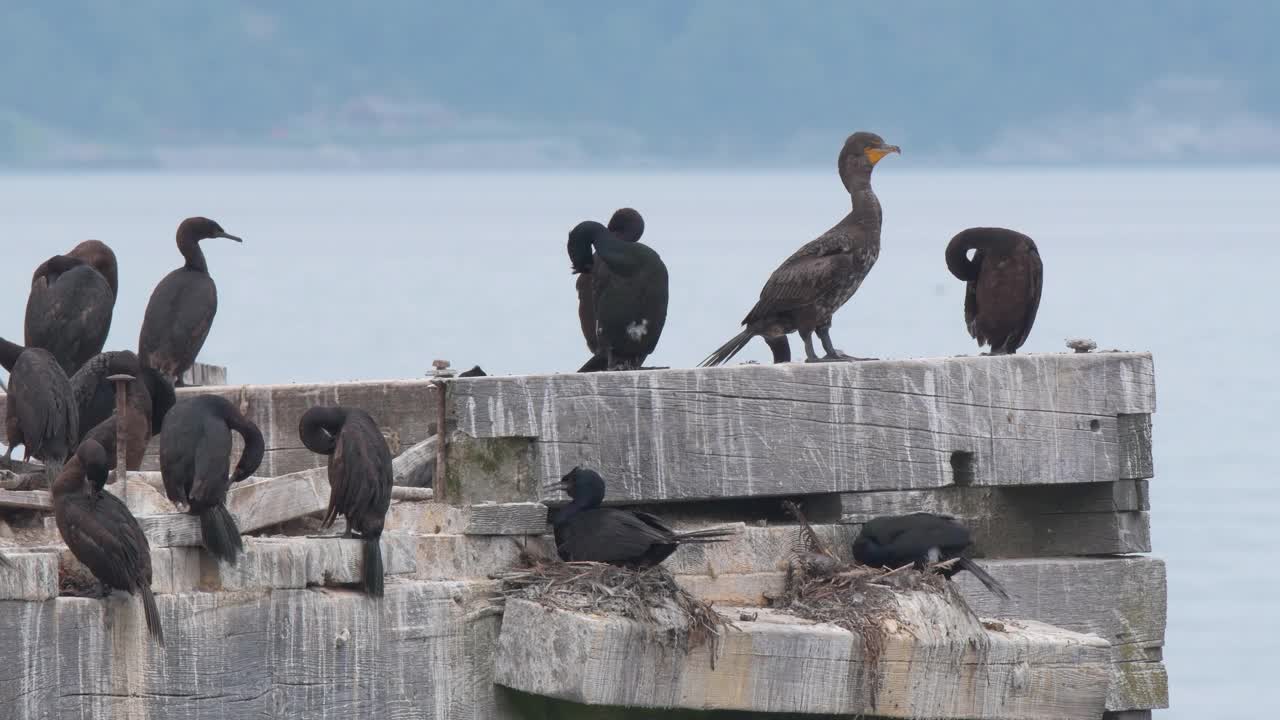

left=0, top=352, right=1166, bottom=719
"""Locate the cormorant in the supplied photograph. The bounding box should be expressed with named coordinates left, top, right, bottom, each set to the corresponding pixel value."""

left=52, top=439, right=164, bottom=644
left=945, top=227, right=1043, bottom=355
left=576, top=208, right=646, bottom=354
left=159, top=394, right=264, bottom=565
left=299, top=406, right=394, bottom=597
left=543, top=466, right=736, bottom=568
left=71, top=351, right=175, bottom=468
left=701, top=132, right=899, bottom=366
left=24, top=240, right=119, bottom=375
left=138, top=217, right=242, bottom=386
left=568, top=219, right=668, bottom=372
left=0, top=337, right=77, bottom=482
left=852, top=512, right=1009, bottom=599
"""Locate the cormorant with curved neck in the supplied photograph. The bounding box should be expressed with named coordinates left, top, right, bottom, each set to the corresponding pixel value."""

left=945, top=227, right=1042, bottom=355
left=139, top=217, right=242, bottom=386
left=701, top=132, right=899, bottom=366
left=568, top=219, right=668, bottom=372
left=159, top=394, right=264, bottom=565
left=72, top=350, right=175, bottom=469
left=544, top=467, right=737, bottom=568
left=24, top=239, right=119, bottom=376
left=852, top=512, right=1008, bottom=599
left=299, top=405, right=394, bottom=597
left=576, top=208, right=646, bottom=354
left=1, top=337, right=77, bottom=483
left=52, top=439, right=164, bottom=644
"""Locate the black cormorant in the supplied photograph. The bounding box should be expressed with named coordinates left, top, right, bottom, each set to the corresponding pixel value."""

left=945, top=227, right=1043, bottom=355
left=852, top=512, right=1009, bottom=599
left=0, top=337, right=77, bottom=482
left=568, top=219, right=668, bottom=372
left=52, top=439, right=164, bottom=644
left=576, top=208, right=646, bottom=354
left=299, top=406, right=394, bottom=597
left=71, top=351, right=175, bottom=469
left=544, top=466, right=736, bottom=568
left=24, top=240, right=118, bottom=375
left=138, top=217, right=242, bottom=385
left=159, top=394, right=264, bottom=565
left=701, top=132, right=899, bottom=366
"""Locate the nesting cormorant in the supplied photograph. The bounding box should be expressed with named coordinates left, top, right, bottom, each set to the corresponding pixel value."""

left=945, top=228, right=1043, bottom=355
left=71, top=351, right=175, bottom=468
left=25, top=240, right=119, bottom=376
left=544, top=467, right=737, bottom=568
left=139, top=217, right=242, bottom=385
left=159, top=394, right=264, bottom=565
left=299, top=406, right=394, bottom=597
left=52, top=439, right=164, bottom=644
left=576, top=208, right=646, bottom=354
left=568, top=219, right=668, bottom=372
left=0, top=337, right=77, bottom=482
left=852, top=512, right=1009, bottom=599
left=701, top=132, right=899, bottom=366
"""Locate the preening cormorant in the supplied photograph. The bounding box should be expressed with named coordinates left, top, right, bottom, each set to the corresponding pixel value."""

left=701, top=132, right=899, bottom=366
left=24, top=240, right=119, bottom=376
left=299, top=406, right=394, bottom=597
left=544, top=466, right=736, bottom=568
left=568, top=219, right=669, bottom=372
left=576, top=208, right=646, bottom=354
left=52, top=439, right=164, bottom=644
left=0, top=337, right=77, bottom=482
left=139, top=217, right=242, bottom=385
left=159, top=394, right=264, bottom=565
left=852, top=512, right=1009, bottom=599
left=945, top=227, right=1043, bottom=355
left=71, top=351, right=176, bottom=468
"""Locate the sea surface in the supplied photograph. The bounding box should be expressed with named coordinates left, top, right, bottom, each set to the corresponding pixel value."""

left=1, top=169, right=1276, bottom=717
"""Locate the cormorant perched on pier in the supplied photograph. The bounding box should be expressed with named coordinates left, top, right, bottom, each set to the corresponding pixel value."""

left=24, top=240, right=119, bottom=376
left=544, top=466, right=737, bottom=568
left=52, top=439, right=164, bottom=644
left=945, top=227, right=1043, bottom=355
left=0, top=337, right=77, bottom=482
left=159, top=394, right=264, bottom=565
left=569, top=219, right=669, bottom=372
left=701, top=132, right=899, bottom=366
left=576, top=208, right=646, bottom=354
left=71, top=351, right=175, bottom=468
left=299, top=406, right=394, bottom=597
left=139, top=217, right=242, bottom=386
left=852, top=512, right=1009, bottom=599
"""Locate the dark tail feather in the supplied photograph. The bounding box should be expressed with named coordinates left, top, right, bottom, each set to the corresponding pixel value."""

left=140, top=585, right=165, bottom=646
left=199, top=505, right=244, bottom=566
left=362, top=537, right=384, bottom=598
left=699, top=329, right=754, bottom=368
left=577, top=353, right=608, bottom=373
left=957, top=557, right=1010, bottom=600
left=671, top=526, right=740, bottom=544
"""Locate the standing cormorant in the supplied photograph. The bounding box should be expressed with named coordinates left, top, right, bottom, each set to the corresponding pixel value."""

left=24, top=240, right=119, bottom=376
left=568, top=220, right=669, bottom=372
left=945, top=227, right=1043, bottom=355
left=139, top=217, right=242, bottom=385
left=0, top=337, right=77, bottom=482
left=576, top=208, right=646, bottom=354
left=852, top=512, right=1009, bottom=599
left=544, top=467, right=737, bottom=568
left=299, top=406, right=394, bottom=597
left=159, top=394, right=264, bottom=565
left=52, top=439, right=164, bottom=644
left=72, top=351, right=175, bottom=469
left=701, top=132, right=899, bottom=366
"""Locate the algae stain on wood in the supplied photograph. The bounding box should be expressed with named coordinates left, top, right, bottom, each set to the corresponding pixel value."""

left=444, top=434, right=536, bottom=504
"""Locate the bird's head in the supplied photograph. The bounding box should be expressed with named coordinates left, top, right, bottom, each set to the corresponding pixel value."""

left=178, top=216, right=243, bottom=244
left=77, top=439, right=110, bottom=490
left=839, top=132, right=900, bottom=187
left=543, top=465, right=607, bottom=508
left=567, top=221, right=606, bottom=275
left=607, top=208, right=645, bottom=244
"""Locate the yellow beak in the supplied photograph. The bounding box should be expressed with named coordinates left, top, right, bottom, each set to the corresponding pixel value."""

left=864, top=144, right=901, bottom=165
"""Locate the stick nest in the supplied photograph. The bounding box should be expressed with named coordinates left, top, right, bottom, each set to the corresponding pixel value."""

left=495, top=553, right=728, bottom=665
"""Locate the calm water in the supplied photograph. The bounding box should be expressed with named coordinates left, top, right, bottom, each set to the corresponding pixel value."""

left=2, top=169, right=1276, bottom=717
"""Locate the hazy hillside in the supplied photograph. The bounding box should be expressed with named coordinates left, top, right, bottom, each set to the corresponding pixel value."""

left=2, top=1, right=1278, bottom=167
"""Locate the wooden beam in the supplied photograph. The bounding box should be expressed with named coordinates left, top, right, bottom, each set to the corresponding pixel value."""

left=180, top=362, right=227, bottom=387
left=386, top=502, right=547, bottom=536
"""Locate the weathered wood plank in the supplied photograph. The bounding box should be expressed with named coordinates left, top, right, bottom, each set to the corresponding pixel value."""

left=1118, top=413, right=1155, bottom=479
left=447, top=353, right=1156, bottom=503
left=0, top=551, right=59, bottom=600
left=180, top=362, right=227, bottom=387
left=393, top=435, right=436, bottom=487
left=388, top=501, right=548, bottom=536
left=495, top=597, right=1111, bottom=718
left=0, top=489, right=52, bottom=511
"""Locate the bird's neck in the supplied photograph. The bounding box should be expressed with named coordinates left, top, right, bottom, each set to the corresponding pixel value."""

left=845, top=183, right=883, bottom=229
left=177, top=237, right=208, bottom=272
left=0, top=338, right=24, bottom=372
left=552, top=496, right=597, bottom=526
